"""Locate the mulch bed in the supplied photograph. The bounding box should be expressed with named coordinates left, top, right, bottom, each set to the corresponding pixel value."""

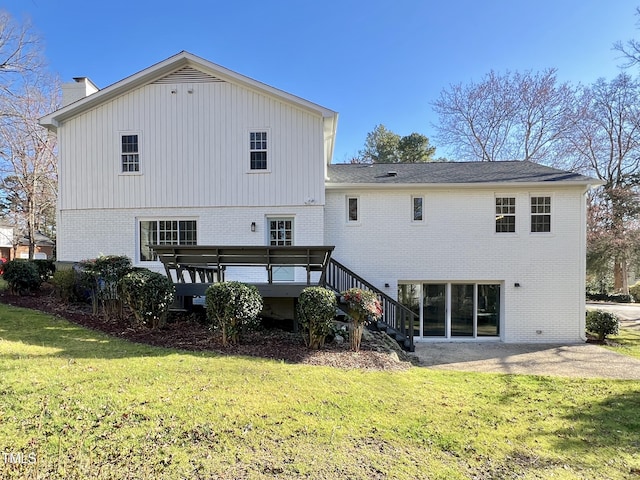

left=0, top=285, right=413, bottom=371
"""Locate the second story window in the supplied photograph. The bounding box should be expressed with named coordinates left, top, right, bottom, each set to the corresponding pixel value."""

left=250, top=131, right=268, bottom=170
left=412, top=196, right=424, bottom=222
left=121, top=134, right=139, bottom=173
left=347, top=197, right=359, bottom=222
left=531, top=196, right=551, bottom=233
left=495, top=197, right=515, bottom=233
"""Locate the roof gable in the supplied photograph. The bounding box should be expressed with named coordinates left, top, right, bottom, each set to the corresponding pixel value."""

left=39, top=51, right=338, bottom=164
left=39, top=51, right=337, bottom=125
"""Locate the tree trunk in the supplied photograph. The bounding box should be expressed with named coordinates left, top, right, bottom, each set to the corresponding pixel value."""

left=614, top=258, right=629, bottom=295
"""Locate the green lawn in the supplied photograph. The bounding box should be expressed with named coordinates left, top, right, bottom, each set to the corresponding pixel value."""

left=0, top=304, right=639, bottom=479
left=607, top=328, right=640, bottom=360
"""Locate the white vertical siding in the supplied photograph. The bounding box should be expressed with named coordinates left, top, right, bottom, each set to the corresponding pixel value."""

left=58, top=81, right=325, bottom=211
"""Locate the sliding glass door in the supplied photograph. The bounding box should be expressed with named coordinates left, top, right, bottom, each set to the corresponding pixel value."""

left=423, top=284, right=446, bottom=337
left=477, top=284, right=500, bottom=337
left=451, top=284, right=474, bottom=337
left=399, top=282, right=501, bottom=339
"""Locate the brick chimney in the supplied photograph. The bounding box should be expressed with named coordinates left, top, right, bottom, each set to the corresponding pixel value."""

left=61, top=77, right=99, bottom=107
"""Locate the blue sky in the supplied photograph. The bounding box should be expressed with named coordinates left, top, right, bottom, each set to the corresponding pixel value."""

left=4, top=0, right=639, bottom=162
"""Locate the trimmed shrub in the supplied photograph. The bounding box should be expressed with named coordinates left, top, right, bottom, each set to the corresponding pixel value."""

left=50, top=268, right=77, bottom=303
left=586, top=309, right=619, bottom=341
left=629, top=282, right=640, bottom=303
left=205, top=281, right=263, bottom=346
left=586, top=292, right=633, bottom=303
left=119, top=269, right=175, bottom=329
left=78, top=255, right=133, bottom=317
left=33, top=259, right=56, bottom=282
left=297, top=287, right=337, bottom=349
left=2, top=260, right=41, bottom=295
left=341, top=287, right=383, bottom=352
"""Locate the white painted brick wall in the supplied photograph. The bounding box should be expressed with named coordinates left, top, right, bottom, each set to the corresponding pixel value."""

left=325, top=187, right=587, bottom=344
left=58, top=205, right=324, bottom=283
left=59, top=184, right=588, bottom=344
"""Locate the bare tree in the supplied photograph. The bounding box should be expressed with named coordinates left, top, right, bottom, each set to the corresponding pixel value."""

left=0, top=10, right=42, bottom=96
left=432, top=71, right=516, bottom=161
left=0, top=11, right=58, bottom=259
left=568, top=73, right=640, bottom=294
left=432, top=69, right=576, bottom=164
left=614, top=7, right=640, bottom=69
left=0, top=72, right=59, bottom=259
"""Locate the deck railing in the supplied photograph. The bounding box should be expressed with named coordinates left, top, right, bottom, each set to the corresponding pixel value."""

left=324, top=258, right=416, bottom=351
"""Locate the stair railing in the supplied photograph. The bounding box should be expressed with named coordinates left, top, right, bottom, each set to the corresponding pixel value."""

left=324, top=258, right=416, bottom=351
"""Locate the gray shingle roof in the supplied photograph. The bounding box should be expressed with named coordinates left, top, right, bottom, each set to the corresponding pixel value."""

left=326, top=161, right=598, bottom=186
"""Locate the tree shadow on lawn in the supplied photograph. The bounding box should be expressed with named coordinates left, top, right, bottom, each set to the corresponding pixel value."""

left=0, top=293, right=411, bottom=370
left=526, top=388, right=640, bottom=471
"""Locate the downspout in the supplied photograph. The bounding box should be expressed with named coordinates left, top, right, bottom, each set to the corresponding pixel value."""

left=578, top=185, right=591, bottom=342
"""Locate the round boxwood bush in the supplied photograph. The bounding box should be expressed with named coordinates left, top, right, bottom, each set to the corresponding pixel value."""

left=2, top=260, right=42, bottom=295
left=119, top=268, right=175, bottom=329
left=205, top=281, right=263, bottom=346
left=586, top=309, right=619, bottom=341
left=297, top=286, right=337, bottom=349
left=33, top=259, right=56, bottom=282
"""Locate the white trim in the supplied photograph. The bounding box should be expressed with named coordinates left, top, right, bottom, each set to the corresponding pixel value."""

left=246, top=128, right=272, bottom=173
left=411, top=195, right=425, bottom=223
left=346, top=195, right=360, bottom=224
left=398, top=281, right=503, bottom=341
left=494, top=194, right=517, bottom=235
left=265, top=216, right=295, bottom=246
left=118, top=131, right=143, bottom=176
left=136, top=216, right=198, bottom=264
left=529, top=193, right=554, bottom=235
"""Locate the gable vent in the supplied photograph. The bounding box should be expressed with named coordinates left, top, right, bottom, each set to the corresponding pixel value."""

left=153, top=66, right=225, bottom=84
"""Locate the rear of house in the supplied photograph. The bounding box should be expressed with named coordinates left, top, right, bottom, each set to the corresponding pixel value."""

left=40, top=52, right=597, bottom=345
left=325, top=162, right=596, bottom=343
left=40, top=52, right=337, bottom=283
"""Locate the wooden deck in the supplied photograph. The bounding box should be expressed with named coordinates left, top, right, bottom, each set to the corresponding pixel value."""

left=151, top=245, right=335, bottom=301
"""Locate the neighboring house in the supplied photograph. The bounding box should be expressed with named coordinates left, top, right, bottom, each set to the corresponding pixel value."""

left=0, top=223, right=13, bottom=260
left=40, top=51, right=599, bottom=344
left=16, top=232, right=55, bottom=260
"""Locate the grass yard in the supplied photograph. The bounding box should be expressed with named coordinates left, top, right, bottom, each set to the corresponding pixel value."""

left=0, top=304, right=639, bottom=479
left=606, top=328, right=640, bottom=360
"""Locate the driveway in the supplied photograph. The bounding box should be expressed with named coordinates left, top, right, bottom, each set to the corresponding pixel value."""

left=411, top=303, right=640, bottom=379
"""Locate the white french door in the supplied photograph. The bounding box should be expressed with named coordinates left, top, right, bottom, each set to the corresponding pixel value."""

left=267, top=217, right=294, bottom=281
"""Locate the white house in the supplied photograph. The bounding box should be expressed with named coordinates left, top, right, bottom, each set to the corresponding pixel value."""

left=0, top=222, right=13, bottom=260
left=40, top=51, right=598, bottom=345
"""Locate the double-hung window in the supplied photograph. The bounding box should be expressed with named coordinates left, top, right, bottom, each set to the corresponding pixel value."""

left=249, top=131, right=268, bottom=170
left=495, top=197, right=516, bottom=233
left=530, top=196, right=551, bottom=233
left=139, top=219, right=197, bottom=261
left=121, top=134, right=140, bottom=173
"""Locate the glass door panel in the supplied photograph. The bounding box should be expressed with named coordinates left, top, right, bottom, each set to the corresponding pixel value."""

left=451, top=284, right=474, bottom=337
left=477, top=284, right=500, bottom=337
left=423, top=284, right=446, bottom=336
left=398, top=284, right=421, bottom=336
